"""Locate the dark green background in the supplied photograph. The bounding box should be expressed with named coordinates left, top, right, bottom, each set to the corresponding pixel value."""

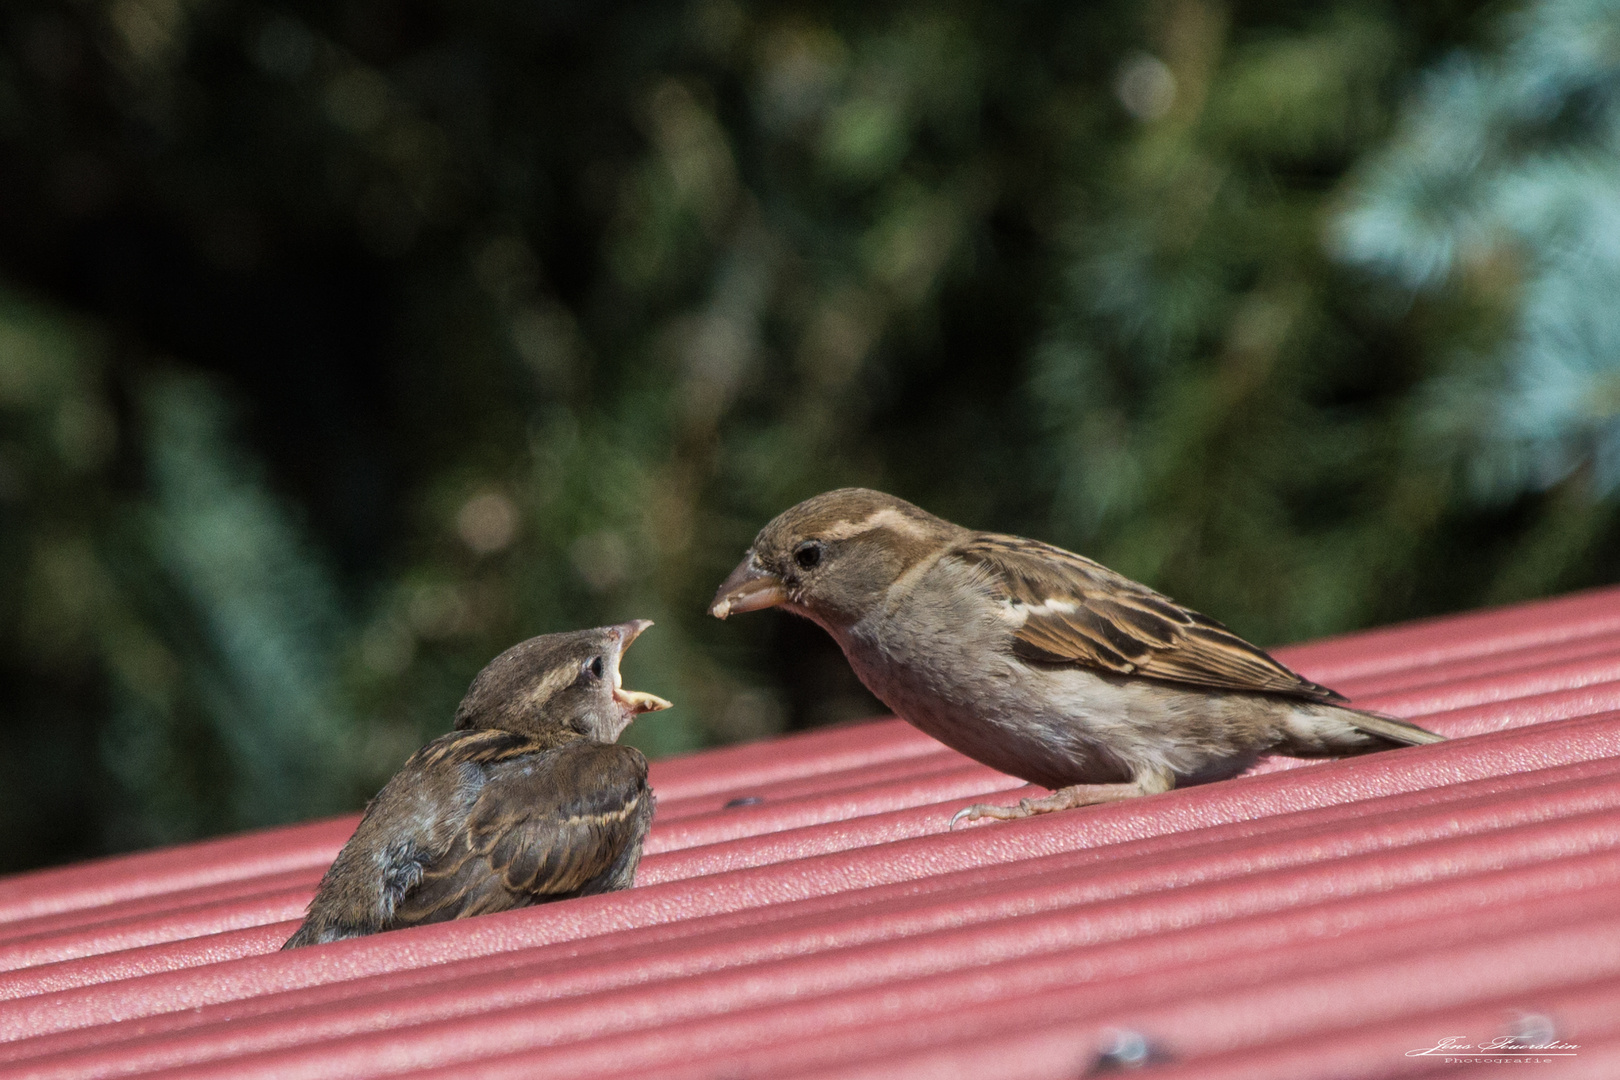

left=4, top=0, right=1619, bottom=871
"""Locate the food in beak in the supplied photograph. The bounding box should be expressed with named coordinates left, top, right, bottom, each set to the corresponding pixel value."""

left=709, top=554, right=788, bottom=619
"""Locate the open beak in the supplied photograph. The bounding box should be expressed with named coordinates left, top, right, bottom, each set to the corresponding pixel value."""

left=610, top=620, right=672, bottom=714
left=709, top=553, right=788, bottom=620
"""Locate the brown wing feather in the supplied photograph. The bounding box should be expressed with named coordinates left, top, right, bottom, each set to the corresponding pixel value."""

left=392, top=739, right=650, bottom=926
left=956, top=534, right=1343, bottom=703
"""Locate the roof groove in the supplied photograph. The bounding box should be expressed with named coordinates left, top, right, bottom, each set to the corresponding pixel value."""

left=20, top=786, right=1619, bottom=1075
left=2, top=586, right=1618, bottom=1078
left=4, top=706, right=1618, bottom=1040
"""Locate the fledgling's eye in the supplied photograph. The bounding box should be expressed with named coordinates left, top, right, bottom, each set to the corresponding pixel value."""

left=582, top=655, right=605, bottom=681
left=794, top=541, right=824, bottom=570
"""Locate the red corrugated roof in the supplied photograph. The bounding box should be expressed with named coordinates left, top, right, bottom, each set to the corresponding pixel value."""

left=2, top=587, right=1619, bottom=1078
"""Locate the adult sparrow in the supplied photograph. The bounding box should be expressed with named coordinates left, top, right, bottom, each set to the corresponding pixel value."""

left=283, top=622, right=671, bottom=948
left=709, top=489, right=1442, bottom=825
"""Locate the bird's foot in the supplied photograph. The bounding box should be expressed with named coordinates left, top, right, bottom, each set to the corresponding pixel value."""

left=950, top=782, right=1153, bottom=828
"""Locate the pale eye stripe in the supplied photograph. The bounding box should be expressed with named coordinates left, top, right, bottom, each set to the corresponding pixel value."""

left=520, top=665, right=577, bottom=709
left=815, top=507, right=932, bottom=542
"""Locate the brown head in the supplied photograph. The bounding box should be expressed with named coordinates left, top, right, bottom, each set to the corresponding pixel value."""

left=709, top=488, right=962, bottom=628
left=454, top=621, right=672, bottom=741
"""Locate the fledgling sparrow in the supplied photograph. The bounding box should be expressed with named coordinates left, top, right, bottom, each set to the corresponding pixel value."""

left=709, top=489, right=1442, bottom=825
left=283, top=622, right=671, bottom=948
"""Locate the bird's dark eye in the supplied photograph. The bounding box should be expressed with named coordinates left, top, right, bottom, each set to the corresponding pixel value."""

left=794, top=541, right=824, bottom=570
left=582, top=656, right=605, bottom=681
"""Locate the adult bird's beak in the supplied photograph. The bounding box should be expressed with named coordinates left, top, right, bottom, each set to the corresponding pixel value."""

left=610, top=620, right=673, bottom=713
left=709, top=553, right=787, bottom=620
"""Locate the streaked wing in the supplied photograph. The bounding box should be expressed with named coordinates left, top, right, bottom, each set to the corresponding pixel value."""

left=956, top=533, right=1343, bottom=702
left=283, top=728, right=542, bottom=947
left=392, top=738, right=650, bottom=925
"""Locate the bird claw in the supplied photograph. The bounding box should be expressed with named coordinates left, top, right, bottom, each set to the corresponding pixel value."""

left=949, top=799, right=1029, bottom=828
left=950, top=783, right=1156, bottom=828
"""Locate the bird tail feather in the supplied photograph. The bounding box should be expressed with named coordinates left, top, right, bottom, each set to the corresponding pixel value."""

left=1348, top=709, right=1446, bottom=746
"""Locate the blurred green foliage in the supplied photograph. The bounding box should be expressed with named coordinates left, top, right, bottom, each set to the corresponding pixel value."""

left=3, top=0, right=1619, bottom=871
